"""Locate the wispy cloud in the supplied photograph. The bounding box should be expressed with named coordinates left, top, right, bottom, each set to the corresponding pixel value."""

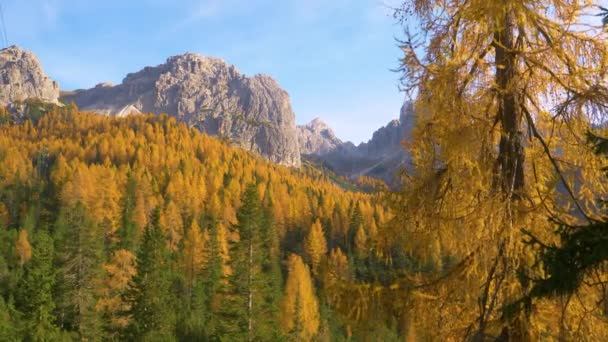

left=41, top=0, right=59, bottom=26
left=164, top=0, right=249, bottom=35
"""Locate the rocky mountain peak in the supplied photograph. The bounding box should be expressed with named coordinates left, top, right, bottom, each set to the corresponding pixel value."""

left=297, top=118, right=342, bottom=156
left=301, top=102, right=415, bottom=184
left=63, top=52, right=301, bottom=167
left=306, top=117, right=331, bottom=130
left=0, top=45, right=60, bottom=106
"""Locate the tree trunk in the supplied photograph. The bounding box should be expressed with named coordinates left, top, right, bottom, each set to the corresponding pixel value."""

left=495, top=9, right=525, bottom=196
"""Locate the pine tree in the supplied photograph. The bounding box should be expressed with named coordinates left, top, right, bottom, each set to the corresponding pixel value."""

left=256, top=205, right=283, bottom=341
left=118, top=172, right=139, bottom=251
left=124, top=208, right=176, bottom=340
left=53, top=202, right=104, bottom=340
left=16, top=230, right=62, bottom=341
left=0, top=296, right=21, bottom=341
left=220, top=184, right=281, bottom=341
left=201, top=220, right=227, bottom=339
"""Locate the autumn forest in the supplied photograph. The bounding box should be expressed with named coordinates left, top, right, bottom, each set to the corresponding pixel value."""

left=3, top=0, right=608, bottom=341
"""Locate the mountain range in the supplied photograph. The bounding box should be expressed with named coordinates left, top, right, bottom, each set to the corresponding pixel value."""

left=0, top=45, right=412, bottom=183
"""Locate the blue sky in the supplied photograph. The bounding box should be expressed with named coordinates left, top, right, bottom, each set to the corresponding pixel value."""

left=2, top=0, right=406, bottom=143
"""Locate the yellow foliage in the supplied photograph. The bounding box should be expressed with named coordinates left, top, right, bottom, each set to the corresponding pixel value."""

left=303, top=219, right=327, bottom=276
left=281, top=254, right=320, bottom=341
left=181, top=220, right=207, bottom=288
left=160, top=200, right=183, bottom=252
left=15, top=229, right=32, bottom=266
left=97, top=249, right=136, bottom=331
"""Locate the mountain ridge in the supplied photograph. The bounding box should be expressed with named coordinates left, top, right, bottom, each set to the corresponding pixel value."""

left=0, top=45, right=413, bottom=180
left=62, top=52, right=301, bottom=167
left=297, top=102, right=414, bottom=183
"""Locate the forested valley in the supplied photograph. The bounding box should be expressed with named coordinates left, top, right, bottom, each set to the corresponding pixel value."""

left=0, top=104, right=405, bottom=341
left=3, top=0, right=608, bottom=341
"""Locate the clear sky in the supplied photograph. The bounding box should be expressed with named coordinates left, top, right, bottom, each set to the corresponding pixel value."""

left=1, top=0, right=406, bottom=143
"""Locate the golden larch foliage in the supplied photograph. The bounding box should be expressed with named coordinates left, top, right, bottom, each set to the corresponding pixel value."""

left=354, top=225, right=368, bottom=257
left=325, top=248, right=350, bottom=284
left=160, top=200, right=183, bottom=252
left=132, top=191, right=148, bottom=233
left=15, top=229, right=32, bottom=266
left=181, top=219, right=207, bottom=288
left=217, top=222, right=232, bottom=277
left=280, top=254, right=320, bottom=341
left=97, top=249, right=136, bottom=331
left=303, top=219, right=327, bottom=276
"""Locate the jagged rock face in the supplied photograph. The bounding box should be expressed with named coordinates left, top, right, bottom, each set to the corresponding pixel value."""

left=304, top=102, right=415, bottom=184
left=297, top=118, right=342, bottom=155
left=63, top=53, right=301, bottom=167
left=0, top=46, right=60, bottom=106
left=357, top=102, right=415, bottom=157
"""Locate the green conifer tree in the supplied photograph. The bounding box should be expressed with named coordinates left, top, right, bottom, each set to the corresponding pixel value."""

left=16, top=230, right=62, bottom=341
left=220, top=184, right=282, bottom=341
left=124, top=208, right=176, bottom=341
left=53, top=202, right=104, bottom=340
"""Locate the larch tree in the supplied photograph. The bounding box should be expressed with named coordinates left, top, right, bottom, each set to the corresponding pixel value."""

left=160, top=200, right=183, bottom=252
left=384, top=0, right=608, bottom=340
left=15, top=228, right=32, bottom=267
left=303, top=219, right=328, bottom=276
left=97, top=248, right=136, bottom=337
left=180, top=219, right=207, bottom=300
left=353, top=225, right=368, bottom=258
left=330, top=0, right=608, bottom=340
left=280, top=254, right=320, bottom=341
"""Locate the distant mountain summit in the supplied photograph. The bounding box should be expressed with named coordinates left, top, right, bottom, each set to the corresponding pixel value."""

left=0, top=45, right=59, bottom=106
left=62, top=52, right=301, bottom=167
left=301, top=103, right=415, bottom=184
left=297, top=118, right=343, bottom=155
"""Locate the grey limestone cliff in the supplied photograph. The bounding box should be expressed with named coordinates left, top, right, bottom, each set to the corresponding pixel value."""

left=297, top=118, right=343, bottom=156
left=63, top=53, right=301, bottom=167
left=0, top=45, right=59, bottom=106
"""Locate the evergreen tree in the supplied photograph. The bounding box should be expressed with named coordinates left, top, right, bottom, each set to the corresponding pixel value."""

left=16, top=230, right=62, bottom=341
left=257, top=205, right=283, bottom=341
left=201, top=220, right=227, bottom=340
left=118, top=172, right=139, bottom=251
left=220, top=184, right=282, bottom=341
left=124, top=208, right=176, bottom=341
left=0, top=296, right=21, bottom=341
left=53, top=202, right=104, bottom=340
